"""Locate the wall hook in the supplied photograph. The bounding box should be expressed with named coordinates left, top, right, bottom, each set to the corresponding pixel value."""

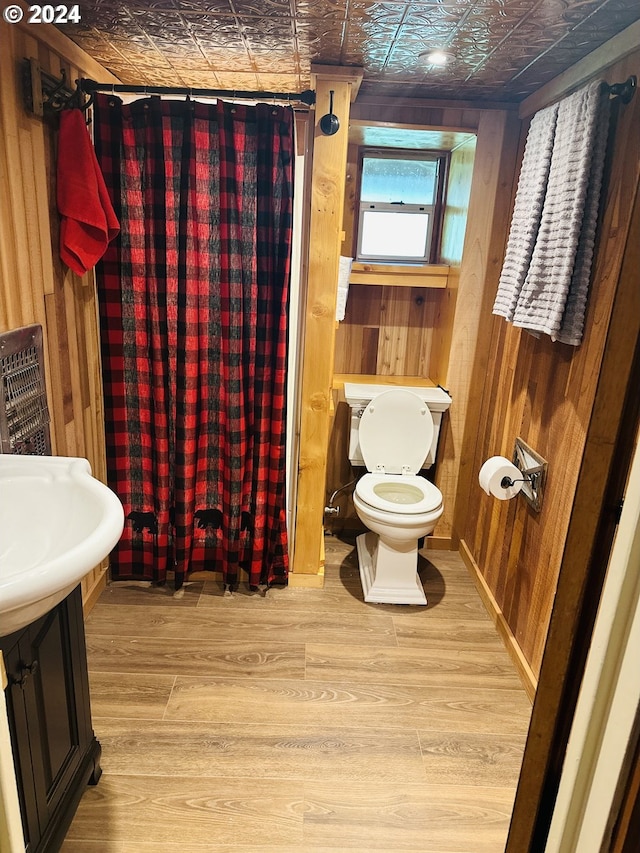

left=319, top=90, right=340, bottom=135
left=609, top=75, right=636, bottom=104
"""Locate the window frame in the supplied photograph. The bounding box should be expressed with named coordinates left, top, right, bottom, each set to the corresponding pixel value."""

left=355, top=148, right=449, bottom=265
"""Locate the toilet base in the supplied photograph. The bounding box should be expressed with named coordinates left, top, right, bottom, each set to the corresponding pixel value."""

left=356, top=532, right=427, bottom=606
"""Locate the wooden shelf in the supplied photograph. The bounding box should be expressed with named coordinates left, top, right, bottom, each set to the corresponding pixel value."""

left=349, top=262, right=449, bottom=288
left=333, top=373, right=437, bottom=391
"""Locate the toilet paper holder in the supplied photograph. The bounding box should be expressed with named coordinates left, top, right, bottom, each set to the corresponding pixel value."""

left=506, top=438, right=547, bottom=512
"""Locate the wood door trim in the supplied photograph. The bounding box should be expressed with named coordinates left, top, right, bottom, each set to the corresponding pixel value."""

left=506, top=168, right=640, bottom=853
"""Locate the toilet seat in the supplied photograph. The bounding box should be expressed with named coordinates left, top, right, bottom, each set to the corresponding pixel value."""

left=358, top=389, right=434, bottom=475
left=356, top=472, right=442, bottom=515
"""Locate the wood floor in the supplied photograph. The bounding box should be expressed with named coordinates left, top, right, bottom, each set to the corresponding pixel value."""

left=62, top=534, right=532, bottom=853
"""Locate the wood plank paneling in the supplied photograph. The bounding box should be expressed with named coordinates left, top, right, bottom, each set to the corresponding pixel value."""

left=440, top=137, right=477, bottom=266
left=437, top=109, right=523, bottom=541
left=432, top=135, right=477, bottom=385
left=328, top=108, right=506, bottom=537
left=378, top=286, right=419, bottom=375
left=460, top=50, right=640, bottom=676
left=334, top=105, right=480, bottom=390
left=507, top=84, right=640, bottom=853
left=350, top=98, right=495, bottom=127
left=0, top=15, right=120, bottom=607
left=342, top=142, right=358, bottom=256
left=292, top=69, right=360, bottom=577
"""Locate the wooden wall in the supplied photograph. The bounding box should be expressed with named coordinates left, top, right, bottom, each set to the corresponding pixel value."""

left=334, top=285, right=441, bottom=378
left=335, top=101, right=482, bottom=386
left=0, top=14, right=119, bottom=610
left=437, top=110, right=523, bottom=543
left=328, top=103, right=519, bottom=538
left=325, top=37, right=640, bottom=689
left=291, top=68, right=362, bottom=579
left=457, top=47, right=640, bottom=679
left=431, top=135, right=476, bottom=387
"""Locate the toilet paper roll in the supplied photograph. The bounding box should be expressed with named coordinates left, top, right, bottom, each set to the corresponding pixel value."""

left=479, top=456, right=523, bottom=500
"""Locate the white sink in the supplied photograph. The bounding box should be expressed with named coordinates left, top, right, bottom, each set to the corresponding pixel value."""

left=0, top=455, right=124, bottom=637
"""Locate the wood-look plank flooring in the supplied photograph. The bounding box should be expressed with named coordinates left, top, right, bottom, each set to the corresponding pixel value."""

left=62, top=534, right=532, bottom=853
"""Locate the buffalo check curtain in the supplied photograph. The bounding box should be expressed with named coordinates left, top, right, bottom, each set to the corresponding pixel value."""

left=94, top=93, right=293, bottom=589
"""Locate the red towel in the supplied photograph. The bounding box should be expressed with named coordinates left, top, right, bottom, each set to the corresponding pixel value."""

left=57, top=109, right=119, bottom=276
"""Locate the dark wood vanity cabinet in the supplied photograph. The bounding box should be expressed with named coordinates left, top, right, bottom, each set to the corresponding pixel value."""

left=1, top=586, right=101, bottom=852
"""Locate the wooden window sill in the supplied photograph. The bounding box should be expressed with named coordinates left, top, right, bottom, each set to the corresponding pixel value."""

left=349, top=262, right=449, bottom=288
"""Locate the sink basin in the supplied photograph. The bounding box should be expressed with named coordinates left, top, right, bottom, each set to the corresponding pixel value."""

left=0, top=455, right=124, bottom=637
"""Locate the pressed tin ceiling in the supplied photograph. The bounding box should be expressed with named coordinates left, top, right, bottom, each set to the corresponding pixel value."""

left=58, top=0, right=640, bottom=103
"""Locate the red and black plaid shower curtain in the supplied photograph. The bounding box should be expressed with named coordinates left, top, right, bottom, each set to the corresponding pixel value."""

left=94, top=93, right=293, bottom=589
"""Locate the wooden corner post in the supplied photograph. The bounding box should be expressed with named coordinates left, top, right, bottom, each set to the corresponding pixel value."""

left=290, top=66, right=362, bottom=583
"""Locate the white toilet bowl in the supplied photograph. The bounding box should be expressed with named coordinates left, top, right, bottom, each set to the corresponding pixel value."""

left=350, top=390, right=445, bottom=605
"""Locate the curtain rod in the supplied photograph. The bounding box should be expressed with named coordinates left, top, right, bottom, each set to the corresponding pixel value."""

left=80, top=75, right=635, bottom=108
left=78, top=78, right=316, bottom=106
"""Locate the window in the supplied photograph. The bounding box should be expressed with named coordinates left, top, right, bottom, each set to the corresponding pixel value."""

left=356, top=150, right=447, bottom=264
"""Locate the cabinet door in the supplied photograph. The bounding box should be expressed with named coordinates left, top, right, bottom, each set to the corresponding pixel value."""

left=2, top=631, right=40, bottom=851
left=22, top=588, right=94, bottom=836
left=1, top=587, right=95, bottom=852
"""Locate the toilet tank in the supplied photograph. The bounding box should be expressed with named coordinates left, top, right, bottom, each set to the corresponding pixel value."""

left=343, top=382, right=452, bottom=469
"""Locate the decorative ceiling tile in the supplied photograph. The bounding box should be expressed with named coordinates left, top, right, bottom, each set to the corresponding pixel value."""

left=349, top=4, right=409, bottom=25
left=128, top=8, right=184, bottom=26
left=294, top=0, right=349, bottom=21
left=109, top=1, right=180, bottom=9
left=243, top=30, right=296, bottom=50
left=205, top=71, right=260, bottom=87
left=56, top=0, right=640, bottom=102
left=174, top=71, right=227, bottom=86
left=402, top=5, right=472, bottom=27
left=73, top=3, right=130, bottom=24
left=171, top=1, right=233, bottom=11
left=252, top=75, right=309, bottom=92
left=251, top=54, right=300, bottom=73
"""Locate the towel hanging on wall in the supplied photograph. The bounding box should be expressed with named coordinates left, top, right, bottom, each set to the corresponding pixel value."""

left=492, top=101, right=558, bottom=322
left=57, top=108, right=120, bottom=276
left=336, top=256, right=353, bottom=321
left=493, top=79, right=610, bottom=346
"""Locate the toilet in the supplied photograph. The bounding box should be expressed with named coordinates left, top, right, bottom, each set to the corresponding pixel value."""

left=344, top=384, right=451, bottom=605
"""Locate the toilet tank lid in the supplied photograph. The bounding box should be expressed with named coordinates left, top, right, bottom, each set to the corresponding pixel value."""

left=343, top=382, right=452, bottom=412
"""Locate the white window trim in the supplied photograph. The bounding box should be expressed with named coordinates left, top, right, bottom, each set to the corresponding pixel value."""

left=355, top=150, right=444, bottom=264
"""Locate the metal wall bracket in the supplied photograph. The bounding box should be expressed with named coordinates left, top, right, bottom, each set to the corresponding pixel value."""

left=512, top=437, right=547, bottom=513
left=22, top=57, right=83, bottom=117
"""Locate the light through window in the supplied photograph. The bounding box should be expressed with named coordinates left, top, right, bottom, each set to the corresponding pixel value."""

left=356, top=151, right=445, bottom=263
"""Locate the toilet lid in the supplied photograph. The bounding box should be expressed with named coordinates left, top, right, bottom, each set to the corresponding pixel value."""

left=358, top=389, right=434, bottom=474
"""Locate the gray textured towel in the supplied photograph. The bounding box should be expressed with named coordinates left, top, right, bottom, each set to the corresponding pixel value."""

left=493, top=102, right=558, bottom=321
left=494, top=79, right=610, bottom=346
